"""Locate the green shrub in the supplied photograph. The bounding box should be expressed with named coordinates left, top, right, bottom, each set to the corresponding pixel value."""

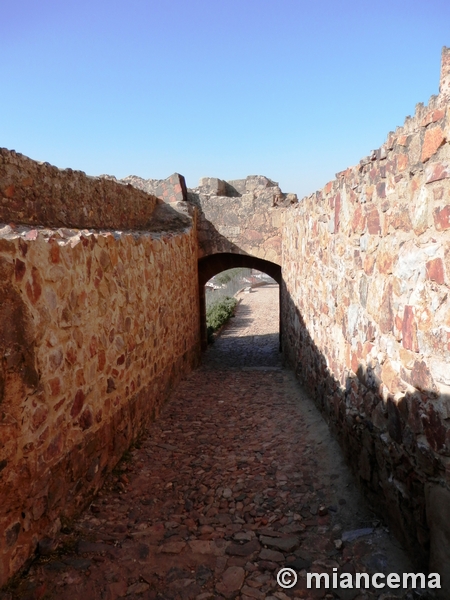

left=206, top=296, right=238, bottom=336
left=215, top=268, right=245, bottom=286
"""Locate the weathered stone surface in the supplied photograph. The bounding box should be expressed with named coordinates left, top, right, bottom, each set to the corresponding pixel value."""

left=282, top=49, right=450, bottom=584
left=426, top=257, right=445, bottom=284
left=189, top=175, right=294, bottom=263
left=421, top=126, right=445, bottom=162
left=0, top=149, right=160, bottom=229
left=402, top=306, right=419, bottom=352
left=433, top=205, right=450, bottom=230
left=0, top=219, right=200, bottom=584
left=121, top=172, right=188, bottom=204
left=215, top=566, right=245, bottom=598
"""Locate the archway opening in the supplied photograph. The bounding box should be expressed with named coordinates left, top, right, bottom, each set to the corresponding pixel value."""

left=198, top=253, right=282, bottom=351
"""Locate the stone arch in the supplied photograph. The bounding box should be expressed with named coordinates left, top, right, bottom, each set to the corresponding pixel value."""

left=198, top=253, right=282, bottom=351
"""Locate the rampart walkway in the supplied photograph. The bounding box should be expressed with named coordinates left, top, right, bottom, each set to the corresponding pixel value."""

left=6, top=287, right=418, bottom=600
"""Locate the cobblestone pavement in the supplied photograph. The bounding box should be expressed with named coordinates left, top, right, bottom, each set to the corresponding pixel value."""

left=6, top=286, right=431, bottom=600
left=204, top=285, right=282, bottom=370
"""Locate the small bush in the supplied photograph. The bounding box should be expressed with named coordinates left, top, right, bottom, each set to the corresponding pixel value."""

left=215, top=268, right=245, bottom=286
left=206, top=296, right=238, bottom=336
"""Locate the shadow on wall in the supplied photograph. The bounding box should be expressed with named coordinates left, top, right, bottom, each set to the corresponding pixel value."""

left=282, top=285, right=450, bottom=592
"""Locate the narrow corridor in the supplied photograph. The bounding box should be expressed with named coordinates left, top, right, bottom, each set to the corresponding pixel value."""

left=7, top=286, right=421, bottom=600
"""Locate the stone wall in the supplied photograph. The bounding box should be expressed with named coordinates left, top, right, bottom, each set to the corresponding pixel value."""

left=0, top=149, right=159, bottom=230
left=189, top=175, right=296, bottom=264
left=282, top=47, right=450, bottom=581
left=118, top=173, right=297, bottom=265
left=0, top=155, right=200, bottom=585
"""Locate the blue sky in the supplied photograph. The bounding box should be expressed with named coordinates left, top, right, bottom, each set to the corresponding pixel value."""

left=2, top=0, right=449, bottom=197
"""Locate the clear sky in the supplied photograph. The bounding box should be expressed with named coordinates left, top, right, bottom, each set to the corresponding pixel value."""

left=2, top=0, right=449, bottom=198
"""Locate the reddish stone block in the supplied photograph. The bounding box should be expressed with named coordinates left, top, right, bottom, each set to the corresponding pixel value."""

left=377, top=249, right=394, bottom=274
left=31, top=405, right=49, bottom=432
left=402, top=306, right=419, bottom=352
left=376, top=182, right=386, bottom=199
left=397, top=154, right=408, bottom=172
left=49, top=242, right=60, bottom=264
left=363, top=255, right=375, bottom=275
left=362, top=342, right=374, bottom=358
left=25, top=267, right=42, bottom=304
left=54, top=397, right=66, bottom=411
left=48, top=377, right=61, bottom=397
left=44, top=432, right=64, bottom=462
left=89, top=335, right=98, bottom=357
left=4, top=184, right=15, bottom=198
left=397, top=134, right=409, bottom=146
left=421, top=108, right=445, bottom=127
left=411, top=360, right=436, bottom=392
left=65, top=344, right=77, bottom=365
left=366, top=208, right=381, bottom=235
left=421, top=126, right=445, bottom=162
left=389, top=208, right=412, bottom=232
left=14, top=259, right=26, bottom=282
left=324, top=182, right=333, bottom=194
left=433, top=186, right=444, bottom=200
left=98, top=350, right=106, bottom=371
left=426, top=258, right=445, bottom=284
left=425, top=161, right=450, bottom=183
left=75, top=369, right=85, bottom=387
left=70, top=389, right=85, bottom=418
left=433, top=205, right=450, bottom=230
left=79, top=408, right=93, bottom=430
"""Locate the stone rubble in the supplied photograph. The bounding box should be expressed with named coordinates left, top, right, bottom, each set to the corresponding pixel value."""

left=3, top=286, right=433, bottom=600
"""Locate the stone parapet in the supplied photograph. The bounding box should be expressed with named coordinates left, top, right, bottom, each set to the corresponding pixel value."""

left=0, top=149, right=159, bottom=230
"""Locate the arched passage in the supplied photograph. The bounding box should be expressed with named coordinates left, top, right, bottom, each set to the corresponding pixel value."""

left=198, top=253, right=282, bottom=351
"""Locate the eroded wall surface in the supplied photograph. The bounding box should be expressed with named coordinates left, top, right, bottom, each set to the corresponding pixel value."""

left=0, top=155, right=200, bottom=584
left=189, top=175, right=296, bottom=264
left=282, top=49, right=450, bottom=575
left=0, top=149, right=160, bottom=230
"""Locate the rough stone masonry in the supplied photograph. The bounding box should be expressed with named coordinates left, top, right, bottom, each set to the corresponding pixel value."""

left=282, top=47, right=450, bottom=591
left=1, top=46, right=450, bottom=594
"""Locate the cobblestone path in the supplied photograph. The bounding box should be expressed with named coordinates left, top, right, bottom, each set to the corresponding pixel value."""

left=7, top=286, right=422, bottom=600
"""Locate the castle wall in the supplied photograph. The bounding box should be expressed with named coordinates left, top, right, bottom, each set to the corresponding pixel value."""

left=0, top=156, right=200, bottom=584
left=190, top=175, right=293, bottom=264
left=282, top=48, right=450, bottom=579
left=0, top=149, right=159, bottom=230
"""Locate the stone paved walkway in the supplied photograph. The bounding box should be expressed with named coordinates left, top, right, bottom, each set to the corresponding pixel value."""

left=6, top=286, right=428, bottom=600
